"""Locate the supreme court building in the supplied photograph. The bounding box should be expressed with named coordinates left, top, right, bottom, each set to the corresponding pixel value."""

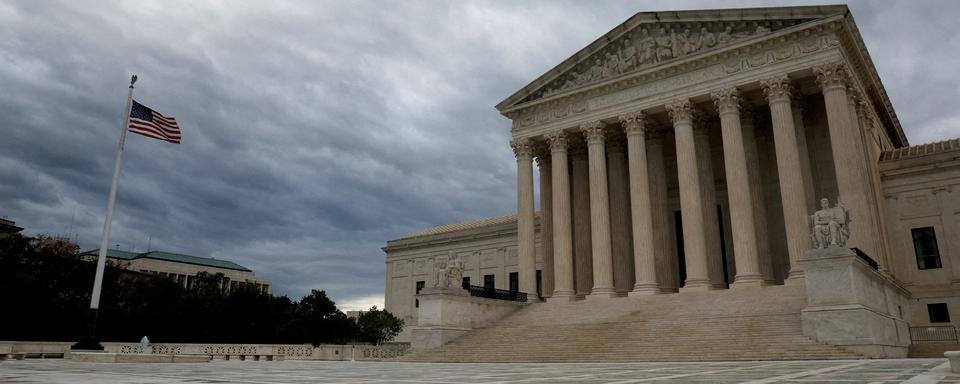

left=384, top=5, right=960, bottom=356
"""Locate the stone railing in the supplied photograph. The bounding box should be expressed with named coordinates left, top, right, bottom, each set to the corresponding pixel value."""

left=0, top=341, right=409, bottom=361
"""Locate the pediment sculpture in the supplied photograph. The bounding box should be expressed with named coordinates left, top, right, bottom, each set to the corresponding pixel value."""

left=526, top=21, right=804, bottom=103
left=811, top=197, right=850, bottom=249
left=433, top=254, right=464, bottom=289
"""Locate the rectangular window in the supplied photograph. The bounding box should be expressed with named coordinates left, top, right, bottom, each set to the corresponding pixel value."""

left=484, top=274, right=495, bottom=290
left=415, top=280, right=425, bottom=308
left=509, top=272, right=519, bottom=292
left=461, top=276, right=470, bottom=288
left=912, top=227, right=942, bottom=270
left=929, top=303, right=951, bottom=323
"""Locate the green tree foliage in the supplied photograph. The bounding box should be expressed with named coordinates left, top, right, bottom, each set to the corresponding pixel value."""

left=0, top=233, right=402, bottom=345
left=356, top=306, right=404, bottom=345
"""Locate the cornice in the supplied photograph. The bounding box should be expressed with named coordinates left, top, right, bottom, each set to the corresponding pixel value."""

left=508, top=19, right=844, bottom=136
left=496, top=5, right=849, bottom=112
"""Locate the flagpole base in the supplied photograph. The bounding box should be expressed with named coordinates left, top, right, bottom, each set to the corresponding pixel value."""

left=71, top=308, right=104, bottom=351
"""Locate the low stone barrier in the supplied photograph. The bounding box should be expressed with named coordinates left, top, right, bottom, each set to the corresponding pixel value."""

left=0, top=341, right=410, bottom=361
left=411, top=286, right=526, bottom=352
left=945, top=351, right=960, bottom=373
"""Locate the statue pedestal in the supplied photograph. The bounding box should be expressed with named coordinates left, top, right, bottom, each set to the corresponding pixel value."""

left=410, top=287, right=525, bottom=352
left=799, top=247, right=911, bottom=358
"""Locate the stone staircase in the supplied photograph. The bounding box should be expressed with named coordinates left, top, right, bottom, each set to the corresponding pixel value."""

left=401, top=284, right=863, bottom=362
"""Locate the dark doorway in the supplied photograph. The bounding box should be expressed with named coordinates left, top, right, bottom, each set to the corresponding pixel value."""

left=674, top=210, right=687, bottom=286
left=509, top=272, right=519, bottom=292
left=717, top=205, right=730, bottom=285
left=484, top=274, right=495, bottom=290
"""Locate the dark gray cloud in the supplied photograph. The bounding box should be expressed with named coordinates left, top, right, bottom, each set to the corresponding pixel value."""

left=2, top=0, right=958, bottom=310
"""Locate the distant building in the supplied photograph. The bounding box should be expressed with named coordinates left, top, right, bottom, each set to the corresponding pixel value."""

left=80, top=249, right=271, bottom=294
left=0, top=218, right=23, bottom=239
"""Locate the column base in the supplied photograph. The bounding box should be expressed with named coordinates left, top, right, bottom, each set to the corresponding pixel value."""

left=547, top=290, right=576, bottom=302
left=730, top=276, right=765, bottom=289
left=628, top=286, right=661, bottom=296
left=586, top=287, right=618, bottom=300
left=679, top=279, right=716, bottom=292
left=785, top=269, right=806, bottom=285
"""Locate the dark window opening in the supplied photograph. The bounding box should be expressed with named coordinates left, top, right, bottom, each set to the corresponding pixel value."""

left=929, top=303, right=951, bottom=323
left=509, top=272, right=519, bottom=292
left=717, top=204, right=730, bottom=285
left=461, top=276, right=470, bottom=288
left=415, top=280, right=425, bottom=308
left=484, top=274, right=495, bottom=290
left=536, top=269, right=542, bottom=298
left=674, top=210, right=687, bottom=286
left=912, top=227, right=942, bottom=270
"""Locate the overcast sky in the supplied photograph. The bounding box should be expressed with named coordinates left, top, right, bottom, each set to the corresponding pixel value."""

left=2, top=0, right=958, bottom=311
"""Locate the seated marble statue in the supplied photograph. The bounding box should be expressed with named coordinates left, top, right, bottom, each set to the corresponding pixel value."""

left=811, top=198, right=849, bottom=249
left=432, top=258, right=464, bottom=289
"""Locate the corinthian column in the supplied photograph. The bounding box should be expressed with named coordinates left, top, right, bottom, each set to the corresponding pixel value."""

left=814, top=62, right=884, bottom=262
left=582, top=121, right=616, bottom=298
left=512, top=138, right=537, bottom=298
left=536, top=146, right=554, bottom=298
left=546, top=131, right=574, bottom=301
left=693, top=118, right=725, bottom=288
left=741, top=106, right=776, bottom=285
left=712, top=88, right=763, bottom=287
left=621, top=112, right=659, bottom=295
left=667, top=99, right=712, bottom=291
left=606, top=133, right=634, bottom=294
left=647, top=128, right=678, bottom=291
left=761, top=75, right=812, bottom=282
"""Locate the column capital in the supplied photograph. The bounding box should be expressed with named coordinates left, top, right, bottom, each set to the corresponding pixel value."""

left=711, top=87, right=741, bottom=115
left=666, top=98, right=695, bottom=125
left=511, top=138, right=534, bottom=160
left=534, top=142, right=551, bottom=167
left=760, top=74, right=794, bottom=103
left=619, top=111, right=647, bottom=136
left=580, top=120, right=607, bottom=144
left=546, top=131, right=568, bottom=153
left=813, top=61, right=849, bottom=91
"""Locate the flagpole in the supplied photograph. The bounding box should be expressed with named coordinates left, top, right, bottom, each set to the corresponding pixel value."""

left=72, top=74, right=137, bottom=351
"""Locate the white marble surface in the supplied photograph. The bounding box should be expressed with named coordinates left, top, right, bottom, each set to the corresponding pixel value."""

left=1, top=358, right=957, bottom=383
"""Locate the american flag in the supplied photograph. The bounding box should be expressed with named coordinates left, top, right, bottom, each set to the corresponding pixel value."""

left=128, top=100, right=181, bottom=144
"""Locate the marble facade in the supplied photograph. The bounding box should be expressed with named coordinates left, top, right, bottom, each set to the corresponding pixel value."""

left=385, top=5, right=960, bottom=347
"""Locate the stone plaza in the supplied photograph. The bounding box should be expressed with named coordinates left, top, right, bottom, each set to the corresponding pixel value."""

left=1, top=359, right=958, bottom=383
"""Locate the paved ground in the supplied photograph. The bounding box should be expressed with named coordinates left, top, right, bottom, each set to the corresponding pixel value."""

left=1, top=359, right=958, bottom=383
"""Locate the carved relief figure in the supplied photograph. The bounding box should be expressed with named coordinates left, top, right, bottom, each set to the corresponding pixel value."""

left=811, top=198, right=850, bottom=249
left=655, top=27, right=673, bottom=62
left=588, top=57, right=603, bottom=81
left=717, top=26, right=733, bottom=44
left=699, top=27, right=717, bottom=49
left=680, top=29, right=699, bottom=55
left=637, top=28, right=656, bottom=64
left=620, top=37, right=637, bottom=72
left=602, top=51, right=619, bottom=78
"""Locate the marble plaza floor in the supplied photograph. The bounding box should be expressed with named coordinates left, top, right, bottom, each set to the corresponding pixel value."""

left=1, top=359, right=959, bottom=383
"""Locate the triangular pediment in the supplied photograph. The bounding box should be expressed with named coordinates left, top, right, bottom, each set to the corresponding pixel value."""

left=496, top=5, right=849, bottom=113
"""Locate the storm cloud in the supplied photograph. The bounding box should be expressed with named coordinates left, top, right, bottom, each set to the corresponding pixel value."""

left=2, top=0, right=958, bottom=310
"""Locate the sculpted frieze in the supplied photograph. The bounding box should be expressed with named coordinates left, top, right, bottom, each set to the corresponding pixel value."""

left=523, top=21, right=805, bottom=104
left=513, top=32, right=840, bottom=131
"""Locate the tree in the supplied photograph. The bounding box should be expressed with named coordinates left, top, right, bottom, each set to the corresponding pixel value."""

left=356, top=306, right=404, bottom=345
left=297, top=290, right=355, bottom=345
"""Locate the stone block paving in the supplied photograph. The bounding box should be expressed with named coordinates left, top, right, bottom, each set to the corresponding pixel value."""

left=1, top=359, right=958, bottom=383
